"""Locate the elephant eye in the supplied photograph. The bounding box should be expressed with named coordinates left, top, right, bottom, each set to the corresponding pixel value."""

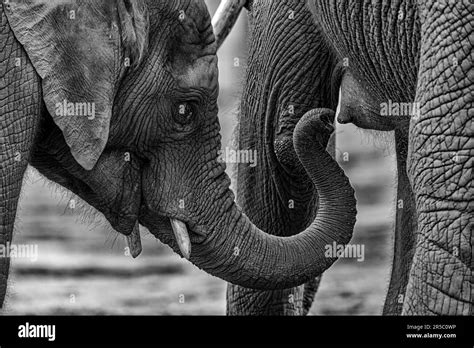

left=174, top=102, right=195, bottom=125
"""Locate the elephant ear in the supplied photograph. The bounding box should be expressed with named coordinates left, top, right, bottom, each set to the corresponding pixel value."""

left=5, top=0, right=148, bottom=170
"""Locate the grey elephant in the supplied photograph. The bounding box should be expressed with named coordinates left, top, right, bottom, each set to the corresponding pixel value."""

left=306, top=0, right=473, bottom=315
left=0, top=0, right=358, bottom=309
left=215, top=0, right=342, bottom=315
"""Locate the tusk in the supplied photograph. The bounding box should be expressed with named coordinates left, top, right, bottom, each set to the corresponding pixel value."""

left=170, top=219, right=191, bottom=260
left=126, top=223, right=142, bottom=259
left=211, top=0, right=246, bottom=50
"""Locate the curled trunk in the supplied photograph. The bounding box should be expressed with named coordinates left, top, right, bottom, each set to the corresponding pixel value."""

left=186, top=109, right=357, bottom=289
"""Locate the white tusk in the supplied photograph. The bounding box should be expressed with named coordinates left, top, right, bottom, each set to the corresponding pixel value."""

left=170, top=219, right=191, bottom=260
left=211, top=0, right=246, bottom=50
left=126, top=223, right=142, bottom=259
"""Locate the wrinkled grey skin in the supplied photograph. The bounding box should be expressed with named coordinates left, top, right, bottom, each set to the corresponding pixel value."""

left=309, top=0, right=473, bottom=315
left=227, top=0, right=341, bottom=315
left=0, top=0, right=357, bottom=309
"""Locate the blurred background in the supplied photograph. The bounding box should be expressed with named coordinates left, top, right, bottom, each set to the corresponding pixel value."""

left=5, top=2, right=397, bottom=315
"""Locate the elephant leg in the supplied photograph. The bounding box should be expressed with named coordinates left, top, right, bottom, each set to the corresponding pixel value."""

left=383, top=129, right=417, bottom=315
left=0, top=6, right=41, bottom=308
left=405, top=0, right=473, bottom=315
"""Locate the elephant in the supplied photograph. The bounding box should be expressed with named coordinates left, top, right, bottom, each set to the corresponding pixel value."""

left=0, top=0, right=358, bottom=309
left=216, top=0, right=343, bottom=315
left=307, top=0, right=473, bottom=315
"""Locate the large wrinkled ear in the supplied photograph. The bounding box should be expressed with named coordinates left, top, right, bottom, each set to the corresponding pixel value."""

left=5, top=0, right=148, bottom=170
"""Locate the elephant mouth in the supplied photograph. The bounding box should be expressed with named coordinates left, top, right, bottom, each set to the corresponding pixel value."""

left=136, top=209, right=207, bottom=261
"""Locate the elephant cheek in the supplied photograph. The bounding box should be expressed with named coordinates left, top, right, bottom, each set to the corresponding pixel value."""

left=140, top=162, right=161, bottom=214
left=139, top=158, right=183, bottom=218
left=87, top=151, right=142, bottom=235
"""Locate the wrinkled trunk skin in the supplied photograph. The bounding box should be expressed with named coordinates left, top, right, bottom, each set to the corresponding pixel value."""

left=404, top=0, right=473, bottom=315
left=226, top=0, right=340, bottom=315
left=0, top=5, right=41, bottom=308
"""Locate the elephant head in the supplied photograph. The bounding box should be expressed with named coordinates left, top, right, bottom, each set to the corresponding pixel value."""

left=1, top=0, right=357, bottom=298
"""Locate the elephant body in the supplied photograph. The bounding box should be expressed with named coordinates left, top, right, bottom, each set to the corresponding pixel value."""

left=309, top=0, right=473, bottom=315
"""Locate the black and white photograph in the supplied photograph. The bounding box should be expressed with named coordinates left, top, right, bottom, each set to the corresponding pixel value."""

left=0, top=0, right=472, bottom=345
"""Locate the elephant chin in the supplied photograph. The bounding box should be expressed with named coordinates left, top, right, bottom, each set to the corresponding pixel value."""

left=140, top=109, right=357, bottom=290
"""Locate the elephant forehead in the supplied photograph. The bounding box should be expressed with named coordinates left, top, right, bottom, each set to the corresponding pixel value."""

left=172, top=2, right=217, bottom=90
left=144, top=0, right=218, bottom=93
left=174, top=55, right=218, bottom=92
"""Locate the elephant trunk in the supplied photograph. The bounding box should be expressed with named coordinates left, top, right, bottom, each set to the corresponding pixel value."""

left=189, top=108, right=357, bottom=289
